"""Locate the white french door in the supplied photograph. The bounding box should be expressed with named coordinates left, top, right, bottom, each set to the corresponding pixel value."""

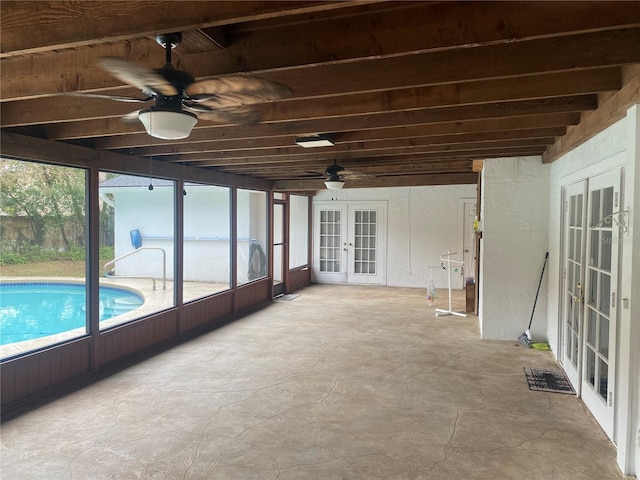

left=581, top=169, right=620, bottom=439
left=561, top=169, right=621, bottom=441
left=313, top=202, right=387, bottom=285
left=562, top=180, right=586, bottom=389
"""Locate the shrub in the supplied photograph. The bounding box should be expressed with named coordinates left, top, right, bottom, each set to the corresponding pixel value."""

left=0, top=251, right=28, bottom=265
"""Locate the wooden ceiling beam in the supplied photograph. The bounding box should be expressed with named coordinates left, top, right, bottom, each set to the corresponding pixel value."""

left=187, top=145, right=546, bottom=168
left=544, top=64, right=640, bottom=163
left=45, top=96, right=594, bottom=142
left=153, top=127, right=565, bottom=158
left=176, top=137, right=555, bottom=164
left=4, top=2, right=638, bottom=99
left=4, top=28, right=637, bottom=104
left=226, top=1, right=640, bottom=67
left=101, top=112, right=580, bottom=151
left=271, top=172, right=479, bottom=191
left=262, top=28, right=640, bottom=99
left=0, top=1, right=374, bottom=57
left=0, top=131, right=269, bottom=190
left=2, top=68, right=618, bottom=127
left=217, top=160, right=475, bottom=177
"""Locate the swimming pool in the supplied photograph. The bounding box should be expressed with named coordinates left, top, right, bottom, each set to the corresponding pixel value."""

left=0, top=282, right=144, bottom=345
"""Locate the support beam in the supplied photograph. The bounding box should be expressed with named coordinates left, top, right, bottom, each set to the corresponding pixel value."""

left=0, top=131, right=269, bottom=190
left=272, top=172, right=479, bottom=191
left=99, top=113, right=580, bottom=151
left=46, top=96, right=595, bottom=141
left=3, top=3, right=639, bottom=98
left=543, top=65, right=640, bottom=163
left=0, top=1, right=374, bottom=57
left=0, top=68, right=620, bottom=127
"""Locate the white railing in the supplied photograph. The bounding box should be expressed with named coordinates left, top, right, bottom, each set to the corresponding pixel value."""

left=102, top=247, right=166, bottom=290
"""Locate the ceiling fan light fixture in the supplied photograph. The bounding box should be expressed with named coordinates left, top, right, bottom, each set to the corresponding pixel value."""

left=296, top=135, right=335, bottom=148
left=324, top=180, right=345, bottom=190
left=138, top=108, right=198, bottom=140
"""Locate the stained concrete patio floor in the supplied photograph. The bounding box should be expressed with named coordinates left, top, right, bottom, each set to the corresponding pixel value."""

left=0, top=284, right=628, bottom=479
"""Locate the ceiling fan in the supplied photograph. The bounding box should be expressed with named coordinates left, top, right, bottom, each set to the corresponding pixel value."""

left=70, top=32, right=292, bottom=139
left=323, top=160, right=375, bottom=190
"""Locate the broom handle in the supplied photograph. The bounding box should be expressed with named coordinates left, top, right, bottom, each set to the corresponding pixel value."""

left=528, top=252, right=549, bottom=330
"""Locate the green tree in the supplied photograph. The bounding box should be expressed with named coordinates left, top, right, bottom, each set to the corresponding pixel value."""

left=0, top=159, right=86, bottom=250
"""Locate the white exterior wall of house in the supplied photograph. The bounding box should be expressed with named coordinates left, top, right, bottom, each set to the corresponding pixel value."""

left=478, top=156, right=550, bottom=341
left=183, top=186, right=231, bottom=283
left=112, top=187, right=176, bottom=280
left=110, top=185, right=231, bottom=283
left=547, top=105, right=640, bottom=476
left=313, top=184, right=477, bottom=289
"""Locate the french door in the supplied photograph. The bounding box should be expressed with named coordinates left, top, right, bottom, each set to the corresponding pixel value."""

left=561, top=169, right=621, bottom=440
left=562, top=180, right=586, bottom=389
left=313, top=202, right=386, bottom=284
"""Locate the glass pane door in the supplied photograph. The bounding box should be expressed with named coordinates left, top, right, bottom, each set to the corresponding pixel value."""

left=581, top=170, right=620, bottom=440
left=313, top=206, right=347, bottom=283
left=313, top=202, right=386, bottom=284
left=347, top=206, right=386, bottom=285
left=353, top=210, right=376, bottom=275
left=320, top=209, right=342, bottom=274
left=562, top=181, right=586, bottom=389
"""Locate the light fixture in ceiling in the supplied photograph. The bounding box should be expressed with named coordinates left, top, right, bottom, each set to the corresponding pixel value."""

left=324, top=180, right=345, bottom=190
left=296, top=135, right=335, bottom=148
left=138, top=109, right=198, bottom=140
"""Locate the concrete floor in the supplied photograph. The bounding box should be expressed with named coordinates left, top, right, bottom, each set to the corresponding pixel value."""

left=0, top=284, right=628, bottom=479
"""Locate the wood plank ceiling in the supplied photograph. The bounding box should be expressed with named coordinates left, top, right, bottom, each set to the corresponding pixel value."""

left=2, top=1, right=640, bottom=191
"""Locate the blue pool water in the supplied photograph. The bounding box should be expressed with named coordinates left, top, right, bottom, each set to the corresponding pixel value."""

left=0, top=282, right=144, bottom=345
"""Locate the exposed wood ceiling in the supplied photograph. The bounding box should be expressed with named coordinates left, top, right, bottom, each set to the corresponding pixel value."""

left=2, top=1, right=640, bottom=191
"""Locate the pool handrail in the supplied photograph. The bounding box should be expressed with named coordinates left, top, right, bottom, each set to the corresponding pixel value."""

left=102, top=247, right=167, bottom=290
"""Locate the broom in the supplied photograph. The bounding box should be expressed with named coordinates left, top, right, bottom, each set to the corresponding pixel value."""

left=518, top=251, right=549, bottom=347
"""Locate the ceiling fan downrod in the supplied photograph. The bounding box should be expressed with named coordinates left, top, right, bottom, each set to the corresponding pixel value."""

left=155, top=32, right=182, bottom=64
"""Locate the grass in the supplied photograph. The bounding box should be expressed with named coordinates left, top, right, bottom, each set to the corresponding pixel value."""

left=1, top=260, right=88, bottom=277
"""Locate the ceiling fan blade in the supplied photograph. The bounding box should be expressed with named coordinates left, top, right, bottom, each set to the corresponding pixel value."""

left=184, top=104, right=261, bottom=125
left=186, top=76, right=292, bottom=102
left=189, top=91, right=286, bottom=108
left=342, top=170, right=376, bottom=179
left=62, top=92, right=153, bottom=103
left=98, top=57, right=178, bottom=97
left=121, top=110, right=142, bottom=123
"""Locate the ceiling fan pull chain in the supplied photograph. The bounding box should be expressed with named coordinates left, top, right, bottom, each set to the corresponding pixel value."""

left=148, top=115, right=154, bottom=191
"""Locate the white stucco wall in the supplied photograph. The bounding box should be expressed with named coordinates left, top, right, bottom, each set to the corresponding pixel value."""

left=314, top=184, right=477, bottom=289
left=108, top=184, right=232, bottom=283
left=479, top=156, right=550, bottom=341
left=112, top=187, right=176, bottom=279
left=183, top=185, right=231, bottom=283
